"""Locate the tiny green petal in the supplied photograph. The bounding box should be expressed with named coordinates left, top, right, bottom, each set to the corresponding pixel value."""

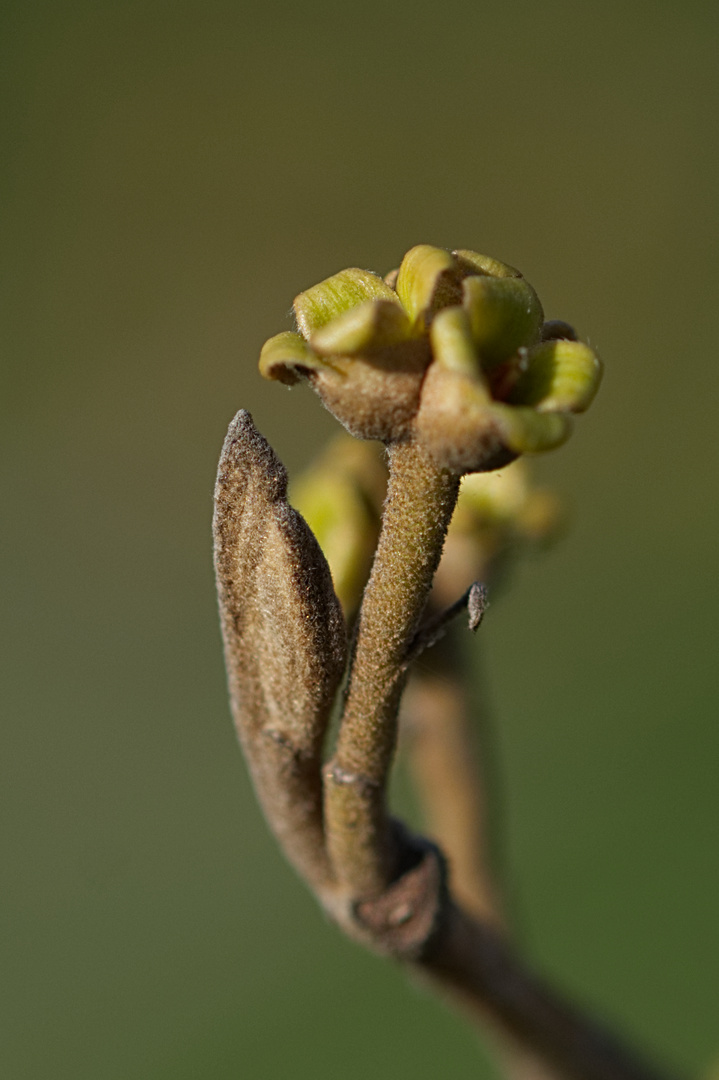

left=452, top=249, right=522, bottom=279
left=463, top=275, right=544, bottom=370
left=429, top=306, right=491, bottom=399
left=490, top=403, right=573, bottom=454
left=310, top=299, right=413, bottom=356
left=507, top=340, right=603, bottom=414
left=259, top=331, right=337, bottom=386
left=395, top=245, right=459, bottom=327
left=294, top=269, right=400, bottom=338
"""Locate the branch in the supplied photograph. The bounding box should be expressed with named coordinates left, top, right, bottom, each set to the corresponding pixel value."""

left=214, top=415, right=680, bottom=1080
left=425, top=904, right=675, bottom=1080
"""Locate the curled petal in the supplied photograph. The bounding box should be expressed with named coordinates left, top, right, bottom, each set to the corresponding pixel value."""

left=507, top=339, right=603, bottom=414
left=452, top=249, right=522, bottom=279
left=260, top=330, right=431, bottom=443
left=490, top=403, right=573, bottom=454
left=311, top=299, right=413, bottom=356
left=259, top=331, right=335, bottom=386
left=429, top=306, right=490, bottom=391
left=395, top=245, right=462, bottom=328
left=294, top=268, right=401, bottom=338
left=463, top=275, right=544, bottom=370
left=415, top=365, right=573, bottom=472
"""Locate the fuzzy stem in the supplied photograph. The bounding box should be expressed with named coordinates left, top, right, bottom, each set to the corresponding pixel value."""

left=424, top=906, right=675, bottom=1080
left=405, top=647, right=566, bottom=1080
left=324, top=439, right=460, bottom=896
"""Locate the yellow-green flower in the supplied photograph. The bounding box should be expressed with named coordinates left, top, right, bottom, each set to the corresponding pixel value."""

left=259, top=245, right=602, bottom=473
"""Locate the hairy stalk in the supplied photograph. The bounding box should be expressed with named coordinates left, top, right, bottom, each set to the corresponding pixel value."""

left=405, top=644, right=565, bottom=1080
left=424, top=908, right=671, bottom=1080
left=324, top=439, right=460, bottom=896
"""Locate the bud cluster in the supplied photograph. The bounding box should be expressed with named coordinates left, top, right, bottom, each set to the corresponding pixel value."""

left=260, top=245, right=602, bottom=474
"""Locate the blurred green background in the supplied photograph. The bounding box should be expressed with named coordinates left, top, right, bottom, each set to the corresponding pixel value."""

left=3, top=1, right=718, bottom=1077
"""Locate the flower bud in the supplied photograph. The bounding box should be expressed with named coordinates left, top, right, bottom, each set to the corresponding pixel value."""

left=258, top=245, right=602, bottom=473
left=291, top=438, right=386, bottom=615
